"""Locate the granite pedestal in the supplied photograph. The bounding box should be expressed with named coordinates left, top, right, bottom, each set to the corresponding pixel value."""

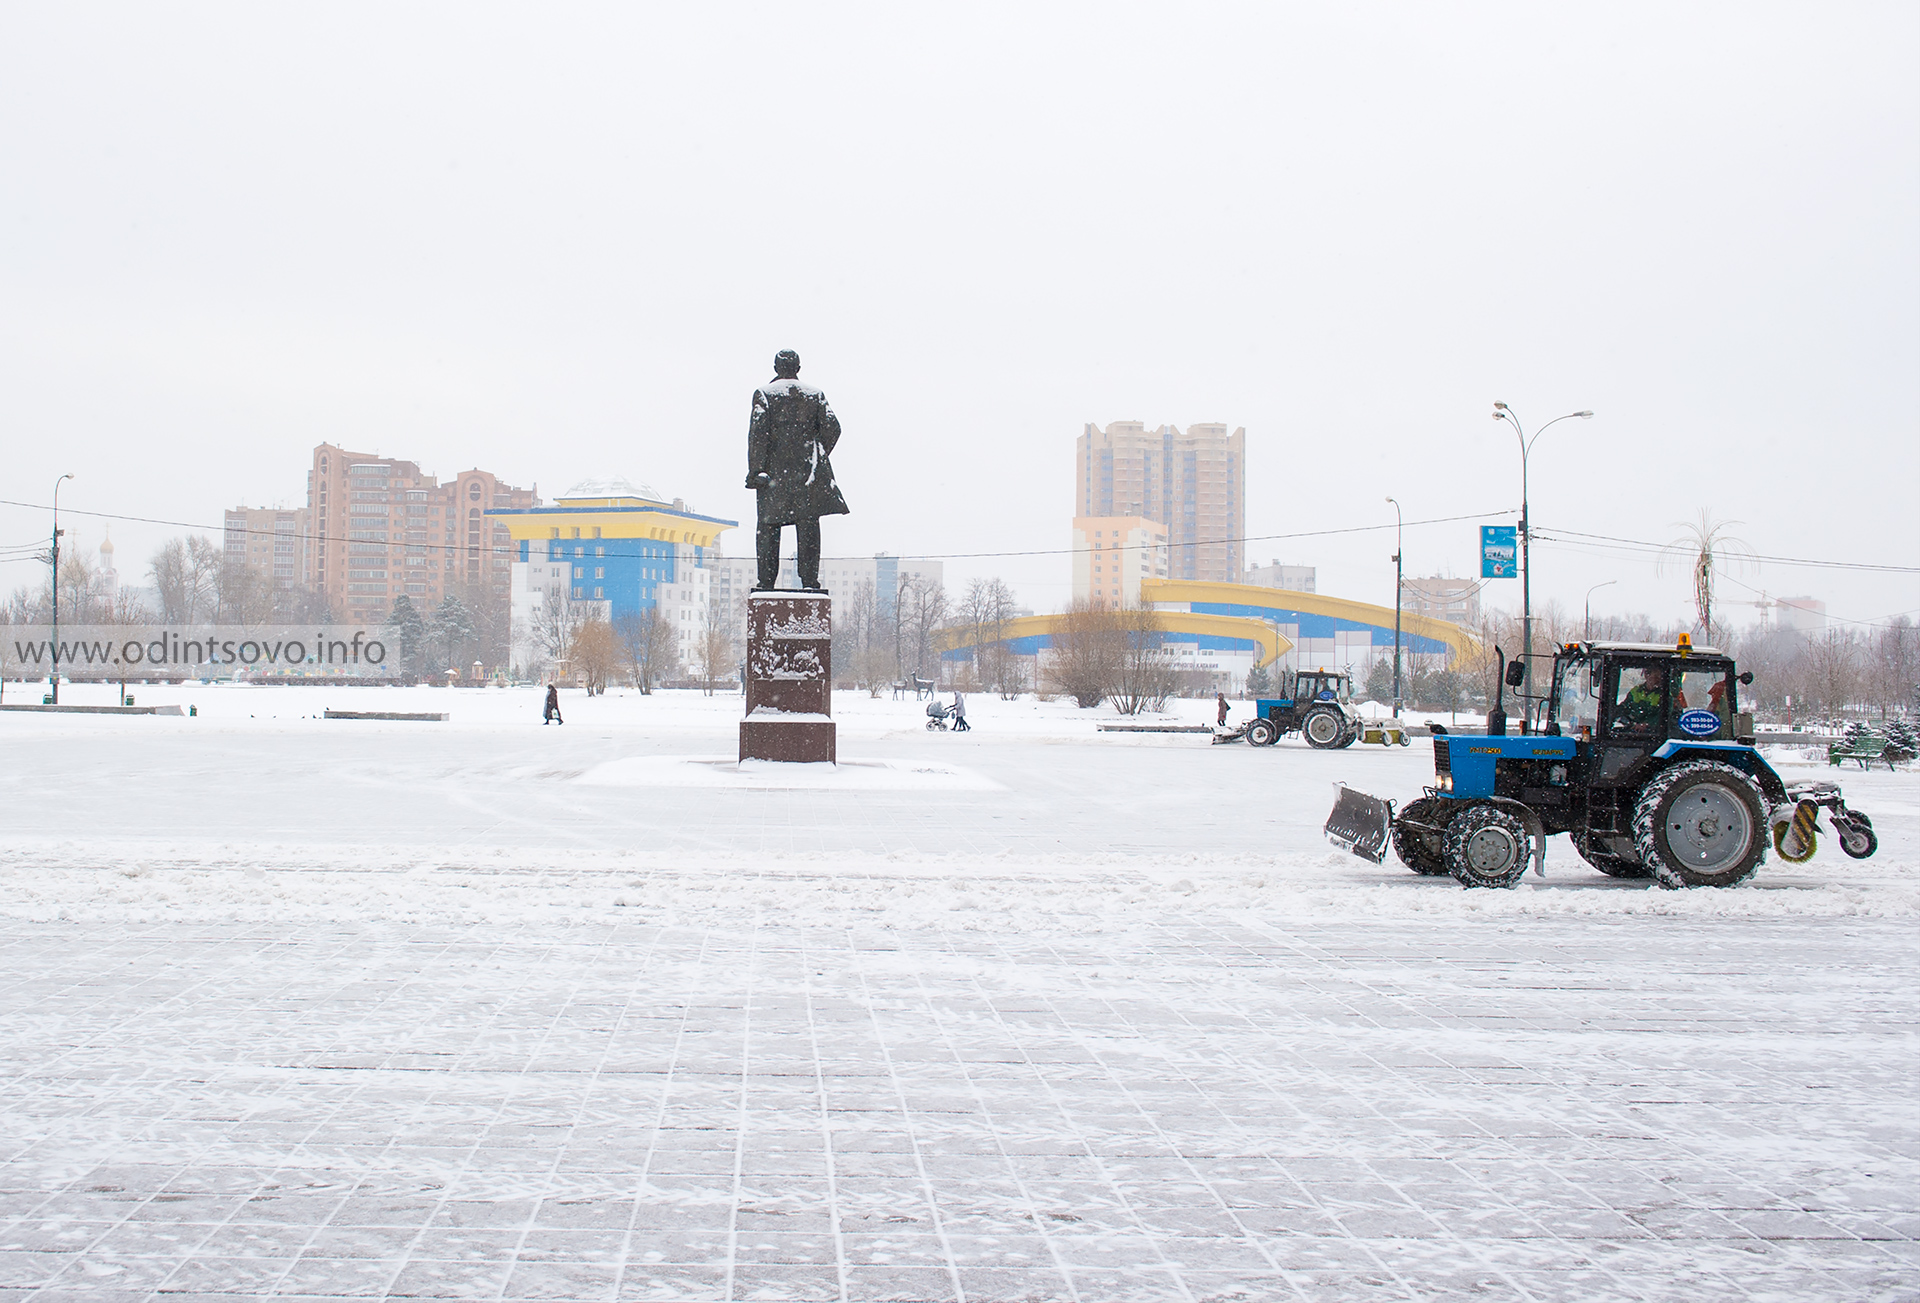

left=739, top=591, right=836, bottom=763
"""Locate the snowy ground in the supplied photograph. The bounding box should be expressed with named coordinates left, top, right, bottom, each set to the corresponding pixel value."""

left=1, top=683, right=1916, bottom=1302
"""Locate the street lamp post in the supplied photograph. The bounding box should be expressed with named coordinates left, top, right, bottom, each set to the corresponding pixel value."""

left=1386, top=496, right=1403, bottom=718
left=1491, top=404, right=1592, bottom=729
left=1584, top=579, right=1618, bottom=641
left=49, top=473, right=74, bottom=704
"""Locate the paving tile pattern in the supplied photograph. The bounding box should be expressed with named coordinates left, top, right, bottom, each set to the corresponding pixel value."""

left=0, top=914, right=1914, bottom=1301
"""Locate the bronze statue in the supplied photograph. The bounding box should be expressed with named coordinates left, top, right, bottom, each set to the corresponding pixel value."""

left=745, top=350, right=847, bottom=590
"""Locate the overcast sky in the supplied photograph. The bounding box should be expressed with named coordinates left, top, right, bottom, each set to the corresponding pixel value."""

left=3, top=3, right=1916, bottom=633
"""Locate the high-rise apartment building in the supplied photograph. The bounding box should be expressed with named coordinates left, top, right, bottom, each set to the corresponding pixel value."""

left=303, top=444, right=535, bottom=621
left=1075, top=421, right=1245, bottom=584
left=223, top=506, right=309, bottom=593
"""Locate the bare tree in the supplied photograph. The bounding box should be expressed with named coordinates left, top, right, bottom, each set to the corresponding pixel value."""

left=830, top=577, right=894, bottom=696
left=532, top=583, right=595, bottom=684
left=570, top=611, right=620, bottom=695
left=1803, top=628, right=1862, bottom=721
left=1046, top=600, right=1125, bottom=709
left=614, top=608, right=677, bottom=694
left=149, top=536, right=220, bottom=623
left=1872, top=616, right=1917, bottom=717
left=1106, top=601, right=1175, bottom=716
left=103, top=585, right=153, bottom=701
left=895, top=574, right=949, bottom=685
left=696, top=596, right=735, bottom=696
left=210, top=554, right=276, bottom=625
left=956, top=576, right=1021, bottom=698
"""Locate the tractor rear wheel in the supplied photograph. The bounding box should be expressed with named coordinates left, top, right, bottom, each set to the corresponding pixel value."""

left=1572, top=831, right=1650, bottom=879
left=1632, top=760, right=1766, bottom=889
left=1302, top=707, right=1344, bottom=749
left=1392, top=797, right=1450, bottom=875
left=1247, top=717, right=1280, bottom=747
left=1445, top=803, right=1530, bottom=889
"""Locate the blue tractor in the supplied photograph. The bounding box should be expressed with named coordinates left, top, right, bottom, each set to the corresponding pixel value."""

left=1242, top=669, right=1374, bottom=749
left=1324, top=637, right=1877, bottom=888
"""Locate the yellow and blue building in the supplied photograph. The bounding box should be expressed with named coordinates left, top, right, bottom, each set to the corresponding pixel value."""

left=487, top=476, right=737, bottom=674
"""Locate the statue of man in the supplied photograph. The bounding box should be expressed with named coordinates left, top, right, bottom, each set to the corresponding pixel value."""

left=745, top=349, right=848, bottom=591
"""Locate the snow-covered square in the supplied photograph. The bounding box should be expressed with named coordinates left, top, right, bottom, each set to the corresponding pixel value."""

left=1, top=684, right=1916, bottom=1302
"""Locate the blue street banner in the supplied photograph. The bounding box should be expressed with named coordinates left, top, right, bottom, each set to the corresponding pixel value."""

left=1481, top=526, right=1518, bottom=579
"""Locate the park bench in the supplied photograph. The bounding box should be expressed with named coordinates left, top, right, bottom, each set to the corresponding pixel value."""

left=1828, top=732, right=1890, bottom=771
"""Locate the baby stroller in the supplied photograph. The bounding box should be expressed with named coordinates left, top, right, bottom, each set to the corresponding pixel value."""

left=926, top=701, right=952, bottom=730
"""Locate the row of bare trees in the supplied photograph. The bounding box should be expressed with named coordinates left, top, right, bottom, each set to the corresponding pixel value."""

left=1044, top=599, right=1181, bottom=714
left=526, top=586, right=736, bottom=695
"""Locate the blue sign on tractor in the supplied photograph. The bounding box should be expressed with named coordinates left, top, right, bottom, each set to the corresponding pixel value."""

left=1481, top=526, right=1517, bottom=578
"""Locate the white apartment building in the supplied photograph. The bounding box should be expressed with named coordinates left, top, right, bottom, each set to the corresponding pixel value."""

left=1244, top=561, right=1316, bottom=593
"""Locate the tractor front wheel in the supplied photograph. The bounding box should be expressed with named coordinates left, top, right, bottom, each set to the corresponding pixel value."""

left=1302, top=707, right=1344, bottom=749
left=1392, top=797, right=1450, bottom=875
left=1333, top=720, right=1359, bottom=749
left=1246, top=717, right=1280, bottom=747
left=1632, top=760, right=1766, bottom=889
left=1445, top=803, right=1530, bottom=889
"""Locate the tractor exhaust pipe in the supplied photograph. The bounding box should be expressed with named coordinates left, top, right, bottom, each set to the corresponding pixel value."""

left=1487, top=643, right=1508, bottom=737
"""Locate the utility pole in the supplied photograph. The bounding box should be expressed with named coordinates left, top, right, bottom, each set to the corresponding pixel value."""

left=1386, top=497, right=1403, bottom=718
left=49, top=473, right=74, bottom=704
left=1492, top=404, right=1592, bottom=731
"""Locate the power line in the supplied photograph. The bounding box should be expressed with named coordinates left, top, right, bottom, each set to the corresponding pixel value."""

left=1533, top=525, right=1920, bottom=575
left=0, top=495, right=1515, bottom=564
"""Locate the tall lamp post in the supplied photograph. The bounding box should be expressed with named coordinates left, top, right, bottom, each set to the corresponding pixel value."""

left=49, top=473, right=74, bottom=704
left=1584, top=579, right=1617, bottom=641
left=1385, top=496, right=1403, bottom=718
left=1491, top=403, right=1592, bottom=720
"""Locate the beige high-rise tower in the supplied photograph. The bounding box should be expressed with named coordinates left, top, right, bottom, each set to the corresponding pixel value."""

left=1075, top=421, right=1245, bottom=584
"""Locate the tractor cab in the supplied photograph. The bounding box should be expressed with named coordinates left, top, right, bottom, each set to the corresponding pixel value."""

left=1291, top=670, right=1351, bottom=707
left=1545, top=638, right=1754, bottom=748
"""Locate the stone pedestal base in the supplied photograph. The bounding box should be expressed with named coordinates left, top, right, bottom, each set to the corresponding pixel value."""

left=739, top=592, right=836, bottom=764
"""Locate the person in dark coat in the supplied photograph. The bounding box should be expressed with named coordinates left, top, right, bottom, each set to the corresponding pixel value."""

left=745, top=350, right=848, bottom=591
left=543, top=683, right=563, bottom=725
left=1217, top=692, right=1230, bottom=726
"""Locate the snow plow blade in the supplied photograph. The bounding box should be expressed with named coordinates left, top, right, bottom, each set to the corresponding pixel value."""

left=1325, top=783, right=1394, bottom=864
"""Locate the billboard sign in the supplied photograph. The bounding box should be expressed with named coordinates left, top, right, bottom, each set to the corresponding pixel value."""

left=1481, top=526, right=1518, bottom=579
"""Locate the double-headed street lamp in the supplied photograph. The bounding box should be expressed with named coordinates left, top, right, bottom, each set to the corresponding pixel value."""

left=50, top=473, right=74, bottom=704
left=1386, top=496, right=1403, bottom=718
left=1491, top=403, right=1592, bottom=718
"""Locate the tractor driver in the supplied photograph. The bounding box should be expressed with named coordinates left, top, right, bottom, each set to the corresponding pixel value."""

left=1617, top=665, right=1668, bottom=732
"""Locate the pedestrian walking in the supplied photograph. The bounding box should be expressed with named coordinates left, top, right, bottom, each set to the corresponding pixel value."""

left=951, top=690, right=969, bottom=732
left=1217, top=692, right=1230, bottom=726
left=544, top=683, right=564, bottom=725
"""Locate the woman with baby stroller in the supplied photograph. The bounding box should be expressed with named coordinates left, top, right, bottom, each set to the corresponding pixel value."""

left=925, top=691, right=970, bottom=731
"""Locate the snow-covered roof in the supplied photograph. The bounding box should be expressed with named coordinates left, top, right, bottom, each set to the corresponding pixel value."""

left=1584, top=641, right=1728, bottom=657
left=555, top=474, right=666, bottom=504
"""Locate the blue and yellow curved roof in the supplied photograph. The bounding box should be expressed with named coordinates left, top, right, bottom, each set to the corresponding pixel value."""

left=1141, top=580, right=1481, bottom=662
left=936, top=611, right=1292, bottom=668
